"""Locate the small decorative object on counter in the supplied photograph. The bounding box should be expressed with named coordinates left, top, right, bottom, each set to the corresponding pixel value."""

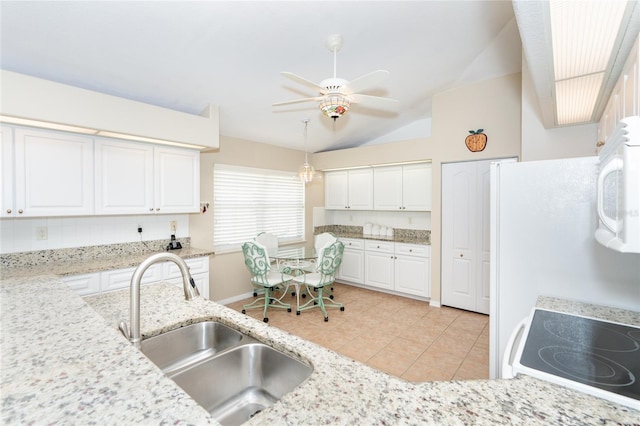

left=386, top=227, right=394, bottom=238
left=465, top=129, right=487, bottom=152
left=363, top=223, right=372, bottom=235
left=371, top=224, right=380, bottom=236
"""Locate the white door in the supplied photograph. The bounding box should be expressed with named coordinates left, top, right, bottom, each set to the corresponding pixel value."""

left=442, top=161, right=477, bottom=311
left=442, top=158, right=516, bottom=314
left=394, top=255, right=429, bottom=297
left=364, top=251, right=394, bottom=290
left=338, top=248, right=365, bottom=283
left=402, top=163, right=432, bottom=211
left=373, top=166, right=402, bottom=210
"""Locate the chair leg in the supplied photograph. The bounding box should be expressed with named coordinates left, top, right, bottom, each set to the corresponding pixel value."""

left=242, top=285, right=292, bottom=323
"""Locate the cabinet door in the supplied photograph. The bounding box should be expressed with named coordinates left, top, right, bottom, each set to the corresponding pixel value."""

left=364, top=251, right=394, bottom=290
left=62, top=272, right=101, bottom=296
left=95, top=139, right=154, bottom=214
left=402, top=163, right=432, bottom=211
left=337, top=248, right=365, bottom=284
left=324, top=170, right=349, bottom=209
left=155, top=146, right=200, bottom=213
left=101, top=264, right=163, bottom=293
left=1, top=126, right=14, bottom=218
left=395, top=255, right=430, bottom=297
left=347, top=169, right=373, bottom=210
left=14, top=128, right=94, bottom=216
left=373, top=166, right=402, bottom=210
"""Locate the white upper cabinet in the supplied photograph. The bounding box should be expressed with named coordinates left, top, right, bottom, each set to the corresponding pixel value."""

left=95, top=139, right=200, bottom=214
left=154, top=146, right=200, bottom=214
left=1, top=126, right=14, bottom=218
left=373, top=163, right=431, bottom=211
left=324, top=168, right=373, bottom=210
left=10, top=127, right=94, bottom=217
left=95, top=139, right=154, bottom=214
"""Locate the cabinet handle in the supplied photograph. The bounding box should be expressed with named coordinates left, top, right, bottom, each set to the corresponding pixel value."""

left=149, top=208, right=154, bottom=212
left=460, top=254, right=463, bottom=258
left=156, top=208, right=160, bottom=211
left=18, top=209, right=23, bottom=214
left=6, top=209, right=11, bottom=214
left=409, top=249, right=413, bottom=252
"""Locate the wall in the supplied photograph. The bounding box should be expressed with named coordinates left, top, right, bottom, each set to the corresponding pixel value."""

left=190, top=135, right=322, bottom=302
left=313, top=73, right=523, bottom=305
left=520, top=58, right=598, bottom=160
left=0, top=213, right=188, bottom=254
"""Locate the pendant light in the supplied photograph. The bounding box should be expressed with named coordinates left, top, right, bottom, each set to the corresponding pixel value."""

left=298, top=119, right=315, bottom=183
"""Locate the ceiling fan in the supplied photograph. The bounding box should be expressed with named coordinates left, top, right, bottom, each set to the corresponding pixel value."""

left=273, top=34, right=398, bottom=121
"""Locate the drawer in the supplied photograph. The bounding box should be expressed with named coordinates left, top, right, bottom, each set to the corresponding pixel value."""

left=101, top=264, right=162, bottom=292
left=365, top=240, right=394, bottom=254
left=339, top=238, right=364, bottom=250
left=164, top=256, right=209, bottom=279
left=62, top=273, right=101, bottom=296
left=395, top=243, right=430, bottom=258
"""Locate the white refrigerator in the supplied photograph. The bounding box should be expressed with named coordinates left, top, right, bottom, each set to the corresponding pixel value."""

left=489, top=156, right=640, bottom=379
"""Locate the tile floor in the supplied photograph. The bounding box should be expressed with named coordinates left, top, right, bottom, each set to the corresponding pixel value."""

left=226, top=282, right=490, bottom=382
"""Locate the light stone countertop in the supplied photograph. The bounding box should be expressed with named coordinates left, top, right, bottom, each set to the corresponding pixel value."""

left=2, top=275, right=638, bottom=425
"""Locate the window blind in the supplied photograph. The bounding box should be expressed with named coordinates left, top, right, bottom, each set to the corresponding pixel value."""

left=213, top=163, right=305, bottom=251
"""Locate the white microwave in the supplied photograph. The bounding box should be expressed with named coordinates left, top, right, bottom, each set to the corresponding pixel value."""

left=595, top=116, right=640, bottom=253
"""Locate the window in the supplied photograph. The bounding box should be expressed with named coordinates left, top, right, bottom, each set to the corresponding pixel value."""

left=213, top=163, right=305, bottom=251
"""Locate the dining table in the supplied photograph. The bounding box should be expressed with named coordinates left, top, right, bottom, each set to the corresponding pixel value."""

left=271, top=245, right=318, bottom=312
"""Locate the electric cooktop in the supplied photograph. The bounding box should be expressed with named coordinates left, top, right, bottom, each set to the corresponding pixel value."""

left=515, top=308, right=640, bottom=409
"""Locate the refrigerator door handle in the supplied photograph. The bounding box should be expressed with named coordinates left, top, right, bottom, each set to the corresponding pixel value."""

left=596, top=156, right=623, bottom=233
left=501, top=317, right=527, bottom=379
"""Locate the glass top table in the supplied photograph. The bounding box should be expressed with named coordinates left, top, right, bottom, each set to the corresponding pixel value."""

left=272, top=246, right=317, bottom=262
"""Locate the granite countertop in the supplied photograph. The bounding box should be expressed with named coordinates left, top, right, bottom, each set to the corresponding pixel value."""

left=333, top=232, right=430, bottom=245
left=0, top=246, right=214, bottom=279
left=2, top=275, right=638, bottom=425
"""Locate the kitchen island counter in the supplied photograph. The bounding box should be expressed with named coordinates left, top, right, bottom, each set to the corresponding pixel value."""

left=1, top=275, right=638, bottom=425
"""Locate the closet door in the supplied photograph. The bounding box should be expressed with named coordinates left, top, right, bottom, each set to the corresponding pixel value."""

left=442, top=158, right=515, bottom=314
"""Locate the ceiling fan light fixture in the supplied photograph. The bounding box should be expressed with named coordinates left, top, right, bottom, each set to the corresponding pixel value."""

left=320, top=94, right=351, bottom=121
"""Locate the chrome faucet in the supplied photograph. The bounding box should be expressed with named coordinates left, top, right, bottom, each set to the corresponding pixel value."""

left=119, top=252, right=200, bottom=348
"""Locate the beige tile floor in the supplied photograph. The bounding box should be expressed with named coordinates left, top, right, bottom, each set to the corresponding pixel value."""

left=226, top=282, right=490, bottom=382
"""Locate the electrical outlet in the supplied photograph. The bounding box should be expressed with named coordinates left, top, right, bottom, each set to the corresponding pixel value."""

left=36, top=226, right=48, bottom=240
left=170, top=221, right=177, bottom=233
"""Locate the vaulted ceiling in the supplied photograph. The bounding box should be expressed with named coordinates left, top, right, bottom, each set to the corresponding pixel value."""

left=0, top=1, right=522, bottom=153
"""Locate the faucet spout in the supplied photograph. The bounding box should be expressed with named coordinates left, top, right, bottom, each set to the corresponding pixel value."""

left=119, top=252, right=200, bottom=348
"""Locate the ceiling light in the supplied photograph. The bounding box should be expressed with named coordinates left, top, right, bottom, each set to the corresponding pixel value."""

left=319, top=94, right=351, bottom=121
left=298, top=119, right=315, bottom=184
left=549, top=0, right=627, bottom=124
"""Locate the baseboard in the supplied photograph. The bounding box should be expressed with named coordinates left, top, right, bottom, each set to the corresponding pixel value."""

left=216, top=291, right=254, bottom=306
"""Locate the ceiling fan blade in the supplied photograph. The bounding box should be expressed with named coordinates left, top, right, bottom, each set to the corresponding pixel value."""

left=273, top=96, right=322, bottom=107
left=349, top=94, right=399, bottom=108
left=341, top=70, right=390, bottom=94
left=280, top=72, right=327, bottom=94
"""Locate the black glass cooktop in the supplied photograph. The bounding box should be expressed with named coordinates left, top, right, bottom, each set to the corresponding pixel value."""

left=520, top=309, right=640, bottom=402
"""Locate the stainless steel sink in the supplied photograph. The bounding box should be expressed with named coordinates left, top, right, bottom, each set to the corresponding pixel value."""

left=141, top=321, right=313, bottom=425
left=170, top=342, right=313, bottom=425
left=141, top=321, right=243, bottom=375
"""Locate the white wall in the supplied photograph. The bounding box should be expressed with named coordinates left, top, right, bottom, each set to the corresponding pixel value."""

left=0, top=214, right=188, bottom=253
left=322, top=210, right=431, bottom=231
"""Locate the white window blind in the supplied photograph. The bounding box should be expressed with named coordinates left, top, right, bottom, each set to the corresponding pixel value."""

left=213, top=163, right=305, bottom=251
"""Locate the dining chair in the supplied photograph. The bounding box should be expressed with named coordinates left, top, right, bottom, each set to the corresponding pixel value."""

left=292, top=240, right=345, bottom=322
left=299, top=232, right=338, bottom=299
left=241, top=241, right=292, bottom=323
left=253, top=232, right=279, bottom=297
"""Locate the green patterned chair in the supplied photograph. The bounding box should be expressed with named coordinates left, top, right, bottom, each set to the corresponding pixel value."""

left=292, top=240, right=345, bottom=322
left=241, top=241, right=292, bottom=323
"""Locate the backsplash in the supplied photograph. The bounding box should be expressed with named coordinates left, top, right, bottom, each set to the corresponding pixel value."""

left=314, top=225, right=430, bottom=244
left=0, top=214, right=189, bottom=254
left=0, top=238, right=190, bottom=269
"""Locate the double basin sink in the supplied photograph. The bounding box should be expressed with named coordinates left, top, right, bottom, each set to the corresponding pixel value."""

left=140, top=321, right=313, bottom=425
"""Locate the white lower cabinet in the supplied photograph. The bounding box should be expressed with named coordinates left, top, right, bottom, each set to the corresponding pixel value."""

left=364, top=241, right=395, bottom=290
left=338, top=238, right=430, bottom=299
left=336, top=238, right=365, bottom=283
left=62, top=272, right=101, bottom=296
left=62, top=256, right=210, bottom=300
